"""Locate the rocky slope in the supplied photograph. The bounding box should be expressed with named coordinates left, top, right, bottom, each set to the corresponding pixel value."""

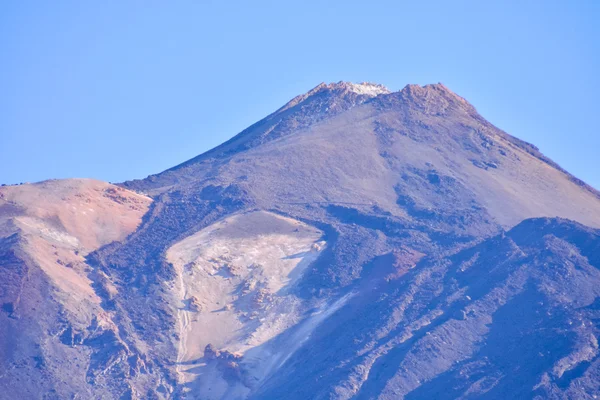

left=1, top=82, right=599, bottom=399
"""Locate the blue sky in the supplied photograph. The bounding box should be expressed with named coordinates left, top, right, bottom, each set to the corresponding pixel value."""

left=1, top=1, right=599, bottom=188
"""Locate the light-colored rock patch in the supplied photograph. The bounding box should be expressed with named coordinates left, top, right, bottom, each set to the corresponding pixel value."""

left=166, top=210, right=327, bottom=395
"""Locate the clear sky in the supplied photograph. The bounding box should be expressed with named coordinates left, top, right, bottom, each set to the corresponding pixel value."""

left=1, top=1, right=599, bottom=188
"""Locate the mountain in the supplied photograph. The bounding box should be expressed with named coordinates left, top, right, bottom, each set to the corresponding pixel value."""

left=1, top=82, right=599, bottom=399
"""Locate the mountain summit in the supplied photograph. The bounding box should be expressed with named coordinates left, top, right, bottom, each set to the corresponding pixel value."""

left=1, top=82, right=600, bottom=399
left=126, top=81, right=599, bottom=229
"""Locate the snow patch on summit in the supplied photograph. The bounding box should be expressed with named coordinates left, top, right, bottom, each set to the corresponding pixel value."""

left=343, top=82, right=391, bottom=96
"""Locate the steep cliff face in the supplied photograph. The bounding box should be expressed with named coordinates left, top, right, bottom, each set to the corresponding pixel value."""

left=1, top=83, right=599, bottom=399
